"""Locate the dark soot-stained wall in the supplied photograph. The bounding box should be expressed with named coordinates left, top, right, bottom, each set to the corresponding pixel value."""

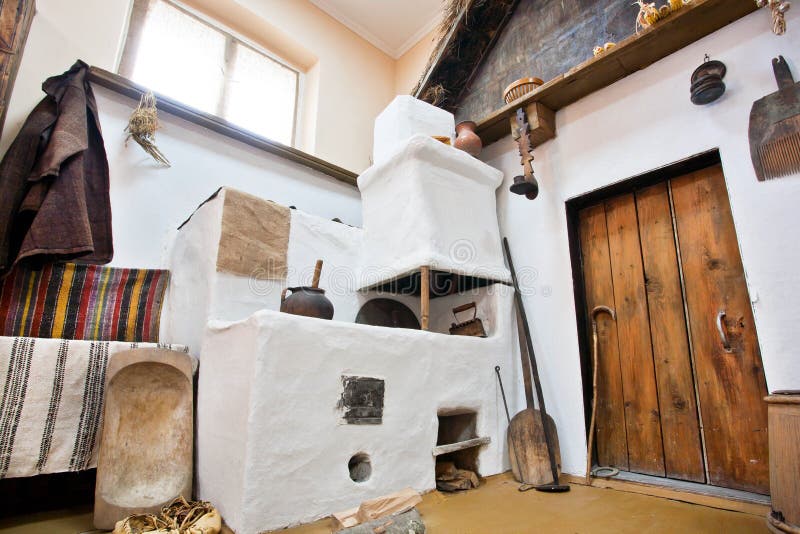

left=455, top=0, right=641, bottom=122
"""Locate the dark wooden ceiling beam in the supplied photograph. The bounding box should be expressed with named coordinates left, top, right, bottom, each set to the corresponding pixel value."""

left=414, top=0, right=521, bottom=111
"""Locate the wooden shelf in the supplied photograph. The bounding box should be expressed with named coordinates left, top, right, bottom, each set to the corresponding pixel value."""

left=87, top=67, right=359, bottom=187
left=475, top=0, right=758, bottom=146
left=432, top=436, right=491, bottom=456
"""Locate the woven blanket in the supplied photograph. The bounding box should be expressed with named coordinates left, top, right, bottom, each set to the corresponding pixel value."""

left=0, top=336, right=187, bottom=479
left=0, top=263, right=169, bottom=342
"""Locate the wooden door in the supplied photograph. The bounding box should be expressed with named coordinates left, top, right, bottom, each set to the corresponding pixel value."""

left=670, top=165, right=769, bottom=494
left=577, top=164, right=768, bottom=493
left=0, top=0, right=35, bottom=138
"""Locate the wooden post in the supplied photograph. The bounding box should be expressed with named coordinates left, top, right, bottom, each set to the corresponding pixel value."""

left=766, top=393, right=800, bottom=532
left=420, top=266, right=430, bottom=331
left=312, top=259, right=323, bottom=288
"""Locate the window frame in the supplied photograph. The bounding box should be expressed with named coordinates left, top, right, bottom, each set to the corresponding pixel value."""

left=118, top=0, right=302, bottom=147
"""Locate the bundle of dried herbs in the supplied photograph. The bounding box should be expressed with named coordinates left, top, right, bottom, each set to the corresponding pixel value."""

left=112, top=496, right=221, bottom=534
left=125, top=91, right=171, bottom=167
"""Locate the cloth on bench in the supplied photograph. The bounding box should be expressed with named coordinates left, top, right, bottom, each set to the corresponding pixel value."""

left=0, top=336, right=187, bottom=479
left=0, top=263, right=170, bottom=342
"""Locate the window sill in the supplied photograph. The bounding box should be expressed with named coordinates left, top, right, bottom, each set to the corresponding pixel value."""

left=87, top=67, right=358, bottom=187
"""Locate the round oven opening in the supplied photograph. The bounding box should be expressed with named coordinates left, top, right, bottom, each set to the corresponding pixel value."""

left=348, top=453, right=371, bottom=483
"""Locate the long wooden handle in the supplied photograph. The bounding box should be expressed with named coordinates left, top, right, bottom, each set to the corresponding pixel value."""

left=452, top=302, right=476, bottom=314
left=515, top=305, right=535, bottom=410
left=420, top=266, right=430, bottom=330
left=452, top=302, right=477, bottom=322
left=312, top=260, right=323, bottom=288
left=773, top=55, right=795, bottom=90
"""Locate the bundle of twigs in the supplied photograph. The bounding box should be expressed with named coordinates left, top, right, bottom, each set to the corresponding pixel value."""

left=413, top=0, right=515, bottom=110
left=125, top=91, right=171, bottom=167
left=113, top=496, right=220, bottom=534
left=413, top=0, right=483, bottom=100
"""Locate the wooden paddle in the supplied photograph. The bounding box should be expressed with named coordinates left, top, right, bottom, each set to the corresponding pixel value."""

left=503, top=238, right=568, bottom=492
left=507, top=304, right=561, bottom=488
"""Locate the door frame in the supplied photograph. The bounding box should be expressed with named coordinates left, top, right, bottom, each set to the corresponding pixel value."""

left=565, top=149, right=771, bottom=499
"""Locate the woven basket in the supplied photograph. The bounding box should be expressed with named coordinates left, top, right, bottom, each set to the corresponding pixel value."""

left=503, top=77, right=544, bottom=104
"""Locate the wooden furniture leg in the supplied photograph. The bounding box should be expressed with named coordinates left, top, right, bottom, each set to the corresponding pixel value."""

left=420, top=266, right=430, bottom=330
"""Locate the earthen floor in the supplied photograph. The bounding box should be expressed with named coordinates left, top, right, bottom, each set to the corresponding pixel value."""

left=0, top=472, right=769, bottom=533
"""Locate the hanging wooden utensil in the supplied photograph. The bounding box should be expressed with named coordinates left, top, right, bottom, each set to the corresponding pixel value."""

left=749, top=56, right=800, bottom=181
left=509, top=108, right=539, bottom=200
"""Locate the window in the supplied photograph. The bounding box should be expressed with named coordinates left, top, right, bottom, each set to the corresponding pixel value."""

left=119, top=0, right=299, bottom=146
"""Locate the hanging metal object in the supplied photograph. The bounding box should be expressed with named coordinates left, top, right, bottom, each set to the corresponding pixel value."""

left=448, top=302, right=487, bottom=337
left=510, top=108, right=539, bottom=199
left=690, top=55, right=727, bottom=105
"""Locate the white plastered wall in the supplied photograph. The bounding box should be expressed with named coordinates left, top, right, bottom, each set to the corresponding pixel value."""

left=161, top=189, right=423, bottom=351
left=482, top=8, right=800, bottom=478
left=359, top=135, right=511, bottom=289
left=0, top=0, right=363, bottom=270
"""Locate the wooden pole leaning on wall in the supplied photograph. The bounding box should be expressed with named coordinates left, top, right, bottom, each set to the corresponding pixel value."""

left=420, top=266, right=431, bottom=331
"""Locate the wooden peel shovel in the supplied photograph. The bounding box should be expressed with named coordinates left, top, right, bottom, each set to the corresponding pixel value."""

left=502, top=238, right=569, bottom=493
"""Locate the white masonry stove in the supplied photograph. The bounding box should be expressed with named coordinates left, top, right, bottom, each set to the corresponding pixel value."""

left=162, top=96, right=522, bottom=533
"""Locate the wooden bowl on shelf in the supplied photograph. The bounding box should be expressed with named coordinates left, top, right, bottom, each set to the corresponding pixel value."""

left=503, top=77, right=544, bottom=104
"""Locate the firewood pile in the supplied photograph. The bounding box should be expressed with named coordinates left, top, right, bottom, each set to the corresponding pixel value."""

left=435, top=461, right=480, bottom=492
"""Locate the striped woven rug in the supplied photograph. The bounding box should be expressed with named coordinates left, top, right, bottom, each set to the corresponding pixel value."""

left=0, top=263, right=169, bottom=342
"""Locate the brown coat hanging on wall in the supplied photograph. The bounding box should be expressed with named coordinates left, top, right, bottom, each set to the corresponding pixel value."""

left=0, top=60, right=112, bottom=276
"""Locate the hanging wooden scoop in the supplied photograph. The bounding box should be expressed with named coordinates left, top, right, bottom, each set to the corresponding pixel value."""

left=749, top=56, right=800, bottom=181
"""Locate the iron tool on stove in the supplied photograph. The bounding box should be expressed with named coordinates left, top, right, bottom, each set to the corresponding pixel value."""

left=449, top=302, right=487, bottom=337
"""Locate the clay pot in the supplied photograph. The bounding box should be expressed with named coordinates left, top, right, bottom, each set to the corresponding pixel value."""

left=280, top=286, right=334, bottom=320
left=454, top=121, right=482, bottom=157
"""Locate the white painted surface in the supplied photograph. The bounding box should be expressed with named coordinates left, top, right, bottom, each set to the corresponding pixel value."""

left=0, top=0, right=363, bottom=270
left=481, top=9, right=800, bottom=478
left=359, top=134, right=510, bottom=288
left=309, top=0, right=441, bottom=58
left=163, top=183, right=509, bottom=345
left=168, top=185, right=524, bottom=532
left=162, top=189, right=364, bottom=351
left=373, top=96, right=455, bottom=164
left=95, top=87, right=362, bottom=269
left=198, top=288, right=515, bottom=533
left=0, top=0, right=130, bottom=157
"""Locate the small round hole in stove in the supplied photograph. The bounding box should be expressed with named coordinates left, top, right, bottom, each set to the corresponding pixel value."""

left=348, top=453, right=371, bottom=483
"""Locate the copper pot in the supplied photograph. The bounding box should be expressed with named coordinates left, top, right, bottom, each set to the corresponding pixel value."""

left=280, top=286, right=334, bottom=320
left=454, top=121, right=482, bottom=157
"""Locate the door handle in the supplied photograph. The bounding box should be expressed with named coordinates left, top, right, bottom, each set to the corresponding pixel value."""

left=717, top=311, right=732, bottom=352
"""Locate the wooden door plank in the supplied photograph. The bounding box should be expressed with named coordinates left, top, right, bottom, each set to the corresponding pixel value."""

left=670, top=165, right=769, bottom=494
left=605, top=194, right=666, bottom=476
left=578, top=205, right=629, bottom=470
left=636, top=183, right=705, bottom=483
